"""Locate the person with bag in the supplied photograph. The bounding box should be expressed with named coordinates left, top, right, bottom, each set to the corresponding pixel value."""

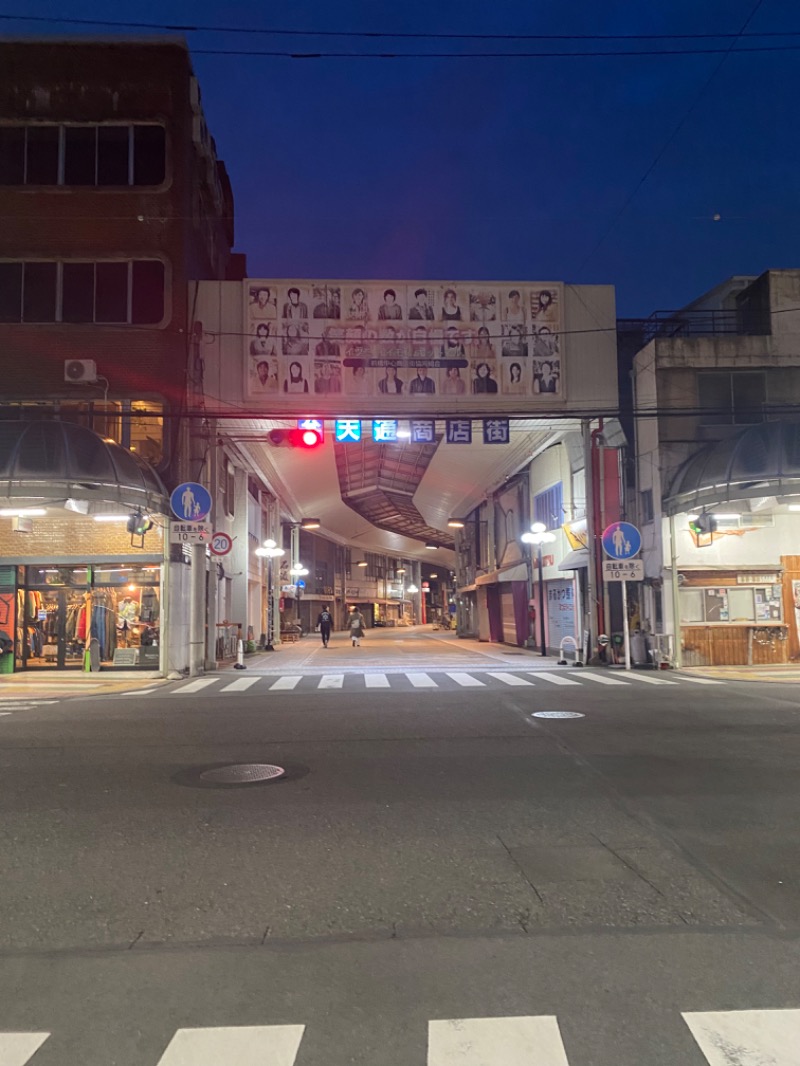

left=316, top=605, right=333, bottom=648
left=349, top=607, right=365, bottom=648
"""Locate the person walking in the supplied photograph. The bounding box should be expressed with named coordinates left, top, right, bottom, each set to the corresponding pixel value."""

left=317, top=605, right=333, bottom=648
left=349, top=607, right=365, bottom=647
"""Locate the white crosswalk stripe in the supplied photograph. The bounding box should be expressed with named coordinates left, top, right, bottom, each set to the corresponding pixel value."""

left=487, top=672, right=535, bottom=686
left=318, top=674, right=344, bottom=689
left=408, top=672, right=437, bottom=688
left=0, top=1032, right=50, bottom=1065
left=173, top=678, right=217, bottom=694
left=682, top=1008, right=800, bottom=1065
left=270, top=675, right=301, bottom=690
left=534, top=672, right=582, bottom=687
left=156, top=1024, right=305, bottom=1065
left=578, top=672, right=629, bottom=686
left=447, top=672, right=486, bottom=687
left=623, top=673, right=677, bottom=686
left=219, top=676, right=260, bottom=693
left=428, top=1016, right=569, bottom=1065
left=364, top=673, right=391, bottom=687
left=677, top=675, right=726, bottom=685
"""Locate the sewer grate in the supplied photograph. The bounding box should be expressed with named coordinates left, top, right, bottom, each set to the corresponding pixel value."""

left=532, top=711, right=585, bottom=719
left=199, top=763, right=285, bottom=784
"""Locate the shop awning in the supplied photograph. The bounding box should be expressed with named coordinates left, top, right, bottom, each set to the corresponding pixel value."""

left=665, top=420, right=800, bottom=515
left=559, top=548, right=589, bottom=571
left=475, top=562, right=529, bottom=586
left=0, top=420, right=168, bottom=514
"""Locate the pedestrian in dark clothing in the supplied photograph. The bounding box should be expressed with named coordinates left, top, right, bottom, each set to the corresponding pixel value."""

left=349, top=608, right=365, bottom=647
left=317, top=605, right=333, bottom=647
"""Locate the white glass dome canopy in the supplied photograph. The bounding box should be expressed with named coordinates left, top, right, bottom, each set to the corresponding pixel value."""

left=0, top=420, right=168, bottom=514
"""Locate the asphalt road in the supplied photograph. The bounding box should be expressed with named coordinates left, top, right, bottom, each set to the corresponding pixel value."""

left=1, top=629, right=799, bottom=1064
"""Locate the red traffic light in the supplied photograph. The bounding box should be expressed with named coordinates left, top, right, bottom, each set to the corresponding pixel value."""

left=267, top=428, right=323, bottom=449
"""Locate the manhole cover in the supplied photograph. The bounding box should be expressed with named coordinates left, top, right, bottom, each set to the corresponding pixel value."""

left=532, top=711, right=585, bottom=719
left=199, top=763, right=285, bottom=784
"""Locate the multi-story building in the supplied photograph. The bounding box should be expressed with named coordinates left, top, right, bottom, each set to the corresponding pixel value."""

left=0, top=37, right=237, bottom=675
left=632, top=270, right=800, bottom=667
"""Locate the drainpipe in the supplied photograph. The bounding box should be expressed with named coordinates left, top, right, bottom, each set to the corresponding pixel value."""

left=669, top=513, right=682, bottom=668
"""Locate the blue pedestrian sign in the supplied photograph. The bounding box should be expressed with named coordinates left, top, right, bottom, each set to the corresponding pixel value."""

left=602, top=521, right=641, bottom=560
left=170, top=482, right=212, bottom=522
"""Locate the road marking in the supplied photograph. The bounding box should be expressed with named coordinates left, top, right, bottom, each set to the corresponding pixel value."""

left=270, top=676, right=302, bottom=690
left=682, top=1008, right=800, bottom=1065
left=173, top=678, right=218, bottom=694
left=0, top=1032, right=50, bottom=1065
left=428, top=1015, right=569, bottom=1065
left=579, top=673, right=630, bottom=686
left=487, top=672, right=535, bottom=686
left=220, top=676, right=260, bottom=692
left=364, top=673, right=391, bottom=688
left=121, top=688, right=160, bottom=696
left=156, top=1024, right=305, bottom=1065
left=409, top=673, right=437, bottom=688
left=623, top=673, right=677, bottom=686
left=533, top=672, right=581, bottom=687
left=677, top=675, right=726, bottom=685
left=447, top=672, right=486, bottom=687
left=318, top=674, right=344, bottom=689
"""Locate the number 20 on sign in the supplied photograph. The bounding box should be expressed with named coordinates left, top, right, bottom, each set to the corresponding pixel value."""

left=209, top=532, right=233, bottom=556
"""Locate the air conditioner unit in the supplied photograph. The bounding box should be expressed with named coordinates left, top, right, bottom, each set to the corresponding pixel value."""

left=64, top=359, right=98, bottom=384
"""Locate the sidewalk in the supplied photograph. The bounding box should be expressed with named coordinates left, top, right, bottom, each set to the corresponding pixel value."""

left=682, top=664, right=800, bottom=684
left=0, top=671, right=167, bottom=699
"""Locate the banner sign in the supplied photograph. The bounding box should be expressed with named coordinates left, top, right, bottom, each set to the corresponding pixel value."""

left=246, top=279, right=563, bottom=404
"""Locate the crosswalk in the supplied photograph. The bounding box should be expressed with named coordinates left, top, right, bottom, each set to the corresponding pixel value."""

left=4, top=1009, right=798, bottom=1063
left=152, top=669, right=726, bottom=699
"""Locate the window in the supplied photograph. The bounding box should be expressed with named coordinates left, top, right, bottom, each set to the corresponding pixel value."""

left=698, top=372, right=766, bottom=425
left=640, top=489, right=654, bottom=524
left=679, top=584, right=781, bottom=624
left=0, top=124, right=166, bottom=187
left=533, top=482, right=563, bottom=530
left=0, top=260, right=165, bottom=325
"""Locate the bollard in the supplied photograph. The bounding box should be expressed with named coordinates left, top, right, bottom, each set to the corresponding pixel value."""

left=233, top=639, right=247, bottom=669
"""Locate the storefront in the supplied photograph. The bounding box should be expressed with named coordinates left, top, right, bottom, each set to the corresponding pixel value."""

left=0, top=420, right=169, bottom=674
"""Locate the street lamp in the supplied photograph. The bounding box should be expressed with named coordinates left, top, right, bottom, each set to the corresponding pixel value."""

left=289, top=563, right=309, bottom=625
left=406, top=584, right=419, bottom=625
left=255, top=538, right=285, bottom=651
left=522, top=522, right=556, bottom=656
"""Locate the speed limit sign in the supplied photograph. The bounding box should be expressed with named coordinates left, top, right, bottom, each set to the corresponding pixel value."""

left=209, top=531, right=233, bottom=556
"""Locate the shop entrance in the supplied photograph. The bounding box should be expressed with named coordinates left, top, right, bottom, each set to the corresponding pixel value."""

left=14, top=564, right=161, bottom=671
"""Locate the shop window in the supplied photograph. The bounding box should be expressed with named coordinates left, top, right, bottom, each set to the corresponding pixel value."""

left=680, top=584, right=781, bottom=624
left=0, top=123, right=166, bottom=187
left=698, top=372, right=766, bottom=426
left=128, top=402, right=163, bottom=464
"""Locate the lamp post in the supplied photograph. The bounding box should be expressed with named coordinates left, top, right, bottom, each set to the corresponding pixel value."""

left=289, top=564, right=309, bottom=625
left=407, top=583, right=419, bottom=624
left=522, top=523, right=556, bottom=656
left=255, top=539, right=285, bottom=651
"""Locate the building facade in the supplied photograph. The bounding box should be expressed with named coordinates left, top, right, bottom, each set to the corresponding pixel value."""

left=633, top=270, right=800, bottom=667
left=0, top=38, right=236, bottom=673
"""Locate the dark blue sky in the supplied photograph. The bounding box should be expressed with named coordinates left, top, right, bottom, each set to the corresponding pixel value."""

left=5, top=1, right=800, bottom=314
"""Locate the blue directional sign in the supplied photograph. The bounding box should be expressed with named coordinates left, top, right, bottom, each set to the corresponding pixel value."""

left=170, top=482, right=212, bottom=522
left=601, top=521, right=642, bottom=560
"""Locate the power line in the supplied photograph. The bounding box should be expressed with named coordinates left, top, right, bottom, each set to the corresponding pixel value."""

left=577, top=0, right=769, bottom=269
left=185, top=43, right=800, bottom=59
left=0, top=11, right=798, bottom=42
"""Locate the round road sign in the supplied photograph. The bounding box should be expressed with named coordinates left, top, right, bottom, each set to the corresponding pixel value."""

left=601, top=521, right=642, bottom=560
left=209, top=532, right=233, bottom=556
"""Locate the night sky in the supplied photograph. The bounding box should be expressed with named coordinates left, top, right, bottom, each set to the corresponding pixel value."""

left=4, top=1, right=800, bottom=315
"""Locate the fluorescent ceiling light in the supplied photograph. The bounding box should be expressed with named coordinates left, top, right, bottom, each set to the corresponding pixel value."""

left=0, top=508, right=46, bottom=517
left=93, top=514, right=130, bottom=522
left=447, top=518, right=465, bottom=528
left=788, top=505, right=800, bottom=512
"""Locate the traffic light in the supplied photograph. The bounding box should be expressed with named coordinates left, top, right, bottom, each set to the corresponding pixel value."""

left=689, top=513, right=716, bottom=536
left=267, top=428, right=322, bottom=449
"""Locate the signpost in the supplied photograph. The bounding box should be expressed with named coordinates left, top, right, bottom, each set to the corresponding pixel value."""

left=602, top=522, right=643, bottom=670
left=209, top=532, right=233, bottom=556
left=170, top=483, right=213, bottom=677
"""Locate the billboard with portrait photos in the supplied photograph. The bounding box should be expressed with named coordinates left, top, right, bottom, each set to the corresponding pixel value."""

left=245, top=280, right=563, bottom=407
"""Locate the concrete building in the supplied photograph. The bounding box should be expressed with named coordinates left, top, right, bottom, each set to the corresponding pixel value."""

left=0, top=38, right=237, bottom=674
left=633, top=270, right=800, bottom=667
